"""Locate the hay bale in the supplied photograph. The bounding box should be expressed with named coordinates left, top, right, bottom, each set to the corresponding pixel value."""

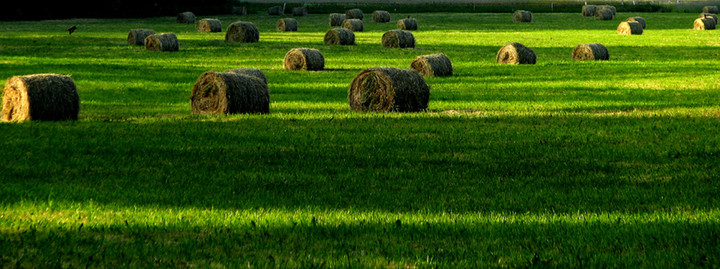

left=582, top=5, right=597, bottom=17
left=694, top=18, right=716, bottom=30
left=410, top=53, right=453, bottom=77
left=382, top=30, right=415, bottom=48
left=373, top=10, right=390, bottom=22
left=703, top=6, right=719, bottom=14
left=599, top=5, right=616, bottom=15
left=283, top=48, right=324, bottom=71
left=127, top=29, right=155, bottom=45
left=268, top=6, right=283, bottom=15
left=496, top=42, right=536, bottom=64
left=191, top=71, right=269, bottom=115
left=292, top=6, right=307, bottom=16
left=1, top=74, right=80, bottom=122
left=513, top=10, right=533, bottom=22
left=145, top=33, right=179, bottom=51
left=324, top=28, right=355, bottom=45
left=397, top=18, right=418, bottom=30
left=277, top=18, right=298, bottom=31
left=196, top=18, right=222, bottom=33
left=627, top=17, right=646, bottom=29
left=225, top=21, right=259, bottom=43
left=572, top=43, right=609, bottom=61
left=595, top=9, right=614, bottom=20
left=346, top=9, right=363, bottom=20
left=226, top=68, right=267, bottom=85
left=342, top=19, right=364, bottom=32
left=700, top=13, right=719, bottom=24
left=348, top=67, right=429, bottom=112
left=329, top=13, right=346, bottom=26
left=617, top=21, right=643, bottom=35
left=232, top=6, right=247, bottom=15
left=177, top=11, right=196, bottom=23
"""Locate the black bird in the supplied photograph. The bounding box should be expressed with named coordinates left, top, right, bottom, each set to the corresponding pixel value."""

left=67, top=25, right=77, bottom=35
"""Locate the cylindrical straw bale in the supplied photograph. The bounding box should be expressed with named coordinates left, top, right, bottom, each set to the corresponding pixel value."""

left=694, top=18, right=717, bottom=30
left=329, top=13, right=346, bottom=26
left=373, top=10, right=390, bottom=22
left=398, top=18, right=418, bottom=30
left=342, top=19, right=363, bottom=32
left=283, top=48, right=324, bottom=71
left=595, top=9, right=613, bottom=20
left=226, top=68, right=267, bottom=85
left=346, top=9, right=363, bottom=20
left=232, top=6, right=247, bottom=15
left=177, top=11, right=196, bottom=23
left=572, top=43, right=609, bottom=61
left=496, top=42, right=536, bottom=64
left=292, top=6, right=307, bottom=16
left=410, top=53, right=453, bottom=77
left=599, top=5, right=616, bottom=15
left=127, top=29, right=155, bottom=45
left=268, top=6, right=283, bottom=15
left=700, top=13, right=719, bottom=24
left=382, top=30, right=415, bottom=48
left=703, top=6, right=719, bottom=14
left=513, top=10, right=533, bottom=22
left=196, top=18, right=222, bottom=32
left=348, top=67, right=429, bottom=112
left=617, top=21, right=643, bottom=35
left=191, top=71, right=269, bottom=115
left=225, top=21, right=260, bottom=43
left=582, top=5, right=597, bottom=17
left=1, top=74, right=80, bottom=122
left=145, top=33, right=179, bottom=51
left=324, top=28, right=355, bottom=45
left=277, top=18, right=298, bottom=31
left=627, top=17, right=646, bottom=29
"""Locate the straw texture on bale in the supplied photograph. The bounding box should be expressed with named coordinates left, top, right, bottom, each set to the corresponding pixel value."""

left=127, top=29, right=155, bottom=45
left=582, top=5, right=597, bottom=17
left=226, top=68, right=267, bottom=85
left=617, top=21, right=643, bottom=35
left=324, top=28, right=355, bottom=45
left=595, top=9, right=613, bottom=20
left=348, top=67, right=429, bottom=112
left=196, top=18, right=222, bottom=32
left=572, top=43, right=609, bottom=61
left=342, top=19, right=364, bottom=32
left=496, top=42, right=536, bottom=64
left=700, top=13, right=719, bottom=24
left=283, top=48, right=325, bottom=71
left=382, top=30, right=415, bottom=48
left=627, top=17, right=646, bottom=29
left=346, top=9, right=363, bottom=20
left=2, top=74, right=79, bottom=122
left=191, top=71, right=269, bottom=115
left=694, top=18, right=716, bottom=30
left=703, top=6, right=719, bottom=14
left=513, top=10, right=533, bottom=22
left=232, top=6, right=247, bottom=15
left=225, top=21, right=259, bottom=43
left=398, top=18, right=418, bottom=30
left=177, top=11, right=196, bottom=23
left=373, top=10, right=390, bottom=22
left=277, top=18, right=298, bottom=31
left=292, top=6, right=307, bottom=16
left=410, top=53, right=453, bottom=77
left=329, top=13, right=346, bottom=26
left=599, top=5, right=616, bottom=15
left=145, top=33, right=179, bottom=51
left=268, top=6, right=283, bottom=15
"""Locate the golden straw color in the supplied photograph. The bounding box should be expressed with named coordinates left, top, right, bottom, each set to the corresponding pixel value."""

left=329, top=13, right=346, bottom=26
left=324, top=28, right=355, bottom=45
left=1, top=74, right=80, bottom=122
left=145, top=33, right=179, bottom=51
left=582, top=5, right=597, bottom=17
left=617, top=21, right=643, bottom=35
left=496, top=42, right=536, bottom=64
left=196, top=18, right=222, bottom=32
left=190, top=71, right=269, bottom=115
left=700, top=13, right=718, bottom=24
left=694, top=18, right=716, bottom=30
left=372, top=10, right=391, bottom=22
left=348, top=67, right=430, bottom=112
left=225, top=21, right=259, bottom=43
left=513, top=10, right=533, bottom=22
left=342, top=19, right=363, bottom=32
left=277, top=18, right=298, bottom=31
left=595, top=9, right=613, bottom=20
left=176, top=11, right=195, bottom=23
left=268, top=6, right=283, bottom=15
left=346, top=9, right=363, bottom=20
left=397, top=18, right=417, bottom=30
left=410, top=53, right=453, bottom=77
left=127, top=29, right=155, bottom=45
left=283, top=48, right=325, bottom=71
left=226, top=68, right=267, bottom=85
left=627, top=17, right=646, bottom=29
left=292, top=6, right=307, bottom=16
left=572, top=43, right=609, bottom=61
left=382, top=30, right=415, bottom=48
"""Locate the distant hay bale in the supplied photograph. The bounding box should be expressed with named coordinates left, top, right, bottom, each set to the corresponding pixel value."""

left=127, top=29, right=155, bottom=45
left=595, top=9, right=613, bottom=20
left=700, top=13, right=719, bottom=24
left=329, top=13, right=346, bottom=26
left=582, top=5, right=597, bottom=17
left=283, top=48, right=324, bottom=71
left=513, top=10, right=533, bottom=22
left=373, top=10, right=391, bottom=22
left=177, top=11, right=196, bottom=23
left=1, top=74, right=80, bottom=122
left=191, top=71, right=269, bottom=115
left=232, top=6, right=247, bottom=15
left=348, top=67, right=429, bottom=112
left=268, top=6, right=283, bottom=15
left=694, top=18, right=716, bottom=30
left=572, top=43, right=609, bottom=61
left=382, top=30, right=415, bottom=48
left=225, top=21, right=259, bottom=43
left=292, top=6, right=308, bottom=16
left=627, top=17, right=646, bottom=29
left=410, top=53, right=453, bottom=77
left=617, top=21, right=643, bottom=35
left=342, top=19, right=364, bottom=32
left=226, top=68, right=267, bottom=85
left=145, top=33, right=179, bottom=51
left=703, top=6, right=719, bottom=14
left=196, top=18, right=222, bottom=32
left=277, top=18, right=298, bottom=31
left=496, top=42, right=536, bottom=64
left=397, top=18, right=418, bottom=30
left=324, top=28, right=355, bottom=45
left=346, top=9, right=364, bottom=20
left=599, top=5, right=616, bottom=15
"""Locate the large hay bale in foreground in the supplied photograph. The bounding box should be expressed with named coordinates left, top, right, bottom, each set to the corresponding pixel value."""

left=342, top=19, right=363, bottom=32
left=627, top=17, right=646, bottom=29
left=292, top=6, right=307, bottom=16
left=703, top=6, right=719, bottom=14
left=410, top=53, right=453, bottom=77
left=398, top=18, right=418, bottom=30
left=700, top=13, right=719, bottom=24
left=572, top=43, right=609, bottom=61
left=191, top=71, right=269, bottom=115
left=582, top=5, right=597, bottom=17
left=145, top=33, right=179, bottom=51
left=373, top=10, right=390, bottom=22
left=127, top=29, right=155, bottom=45
left=177, top=11, right=196, bottom=23
left=232, top=6, right=247, bottom=15
left=196, top=18, right=222, bottom=32
left=324, top=28, right=355, bottom=45
left=269, top=6, right=283, bottom=15
left=283, top=48, right=324, bottom=71
left=226, top=68, right=267, bottom=85
left=617, top=21, right=643, bottom=35
left=346, top=9, right=364, bottom=20
left=277, top=18, right=298, bottom=31
left=1, top=74, right=79, bottom=122
left=225, top=21, right=259, bottom=43
left=595, top=9, right=613, bottom=20
left=329, top=13, right=346, bottom=26
left=694, top=18, right=716, bottom=30
left=496, top=42, right=536, bottom=64
left=513, top=10, right=533, bottom=22
left=348, top=67, right=429, bottom=112
left=382, top=30, right=415, bottom=48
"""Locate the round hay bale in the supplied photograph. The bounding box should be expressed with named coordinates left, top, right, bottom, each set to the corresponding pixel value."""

left=572, top=43, right=609, bottom=61
left=397, top=18, right=418, bottom=30
left=324, top=28, right=355, bottom=46
left=617, top=21, right=643, bottom=35
left=627, top=17, right=646, bottom=29
left=410, top=53, right=453, bottom=77
left=700, top=13, right=719, bottom=24
left=382, top=30, right=415, bottom=48
left=292, top=6, right=307, bottom=16
left=496, top=42, right=536, bottom=65
left=582, top=5, right=597, bottom=17
left=346, top=9, right=363, bottom=20
left=329, top=13, right=347, bottom=26
left=342, top=19, right=364, bottom=32
left=177, top=11, right=196, bottom=23
left=145, top=33, right=179, bottom=52
left=191, top=71, right=269, bottom=115
left=694, top=18, right=717, bottom=30
left=599, top=5, right=616, bottom=15
left=225, top=21, right=259, bottom=43
left=268, top=6, right=283, bottom=15
left=283, top=48, right=324, bottom=71
left=513, top=10, right=533, bottom=22
left=703, top=6, right=719, bottom=14
left=373, top=10, right=390, bottom=22
left=232, top=6, right=247, bottom=15
left=348, top=67, right=429, bottom=112
left=226, top=68, right=267, bottom=85
left=277, top=18, right=298, bottom=31
left=595, top=9, right=613, bottom=20
left=127, top=29, right=155, bottom=45
left=196, top=18, right=222, bottom=33
left=1, top=74, right=80, bottom=122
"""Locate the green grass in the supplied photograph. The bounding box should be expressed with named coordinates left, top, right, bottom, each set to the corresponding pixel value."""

left=1, top=12, right=720, bottom=267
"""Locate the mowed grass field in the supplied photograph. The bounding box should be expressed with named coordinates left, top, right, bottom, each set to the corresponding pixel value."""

left=1, top=11, right=720, bottom=267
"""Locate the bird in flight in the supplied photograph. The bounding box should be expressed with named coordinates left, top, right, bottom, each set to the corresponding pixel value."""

left=67, top=25, right=77, bottom=35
